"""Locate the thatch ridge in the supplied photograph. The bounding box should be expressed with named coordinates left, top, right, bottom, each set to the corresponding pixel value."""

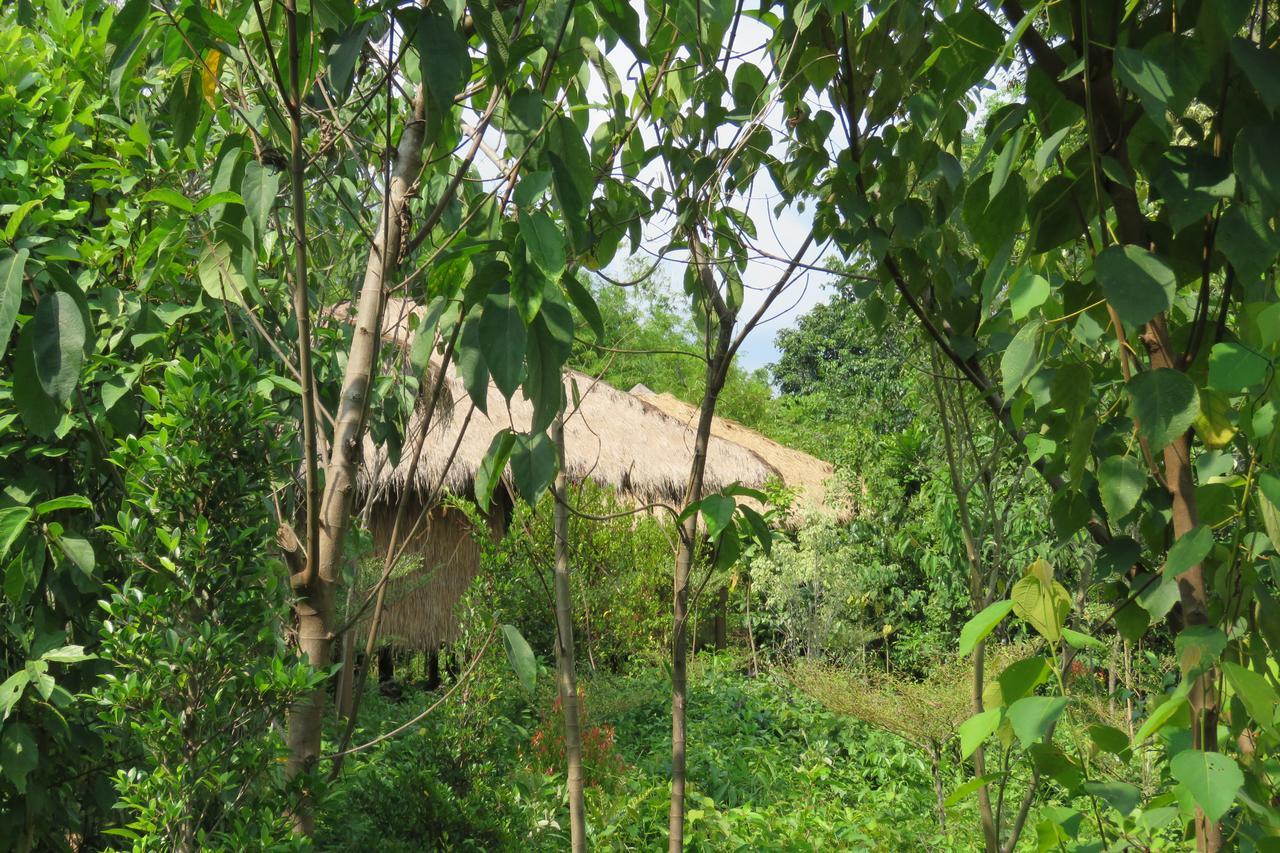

left=628, top=386, right=846, bottom=523
left=350, top=298, right=780, bottom=507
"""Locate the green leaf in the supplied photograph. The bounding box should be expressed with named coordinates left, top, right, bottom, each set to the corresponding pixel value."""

left=1216, top=202, right=1280, bottom=282
left=474, top=429, right=515, bottom=513
left=0, top=508, right=32, bottom=562
left=699, top=494, right=736, bottom=542
left=1235, top=124, right=1280, bottom=211
left=1165, top=525, right=1213, bottom=577
left=1062, top=628, right=1106, bottom=650
left=0, top=671, right=28, bottom=720
left=1170, top=749, right=1243, bottom=823
left=519, top=210, right=566, bottom=281
left=32, top=291, right=86, bottom=404
left=1098, top=455, right=1145, bottom=525
left=1082, top=781, right=1140, bottom=816
left=959, top=708, right=1001, bottom=759
left=1034, top=126, right=1073, bottom=175
left=1007, top=695, right=1067, bottom=748
left=240, top=161, right=280, bottom=243
left=1009, top=271, right=1049, bottom=321
left=1114, top=599, right=1151, bottom=644
left=988, top=127, right=1027, bottom=203
left=35, top=495, right=92, bottom=516
left=1208, top=342, right=1271, bottom=393
left=1135, top=572, right=1180, bottom=621
left=41, top=645, right=94, bottom=664
left=563, top=273, right=603, bottom=340
left=479, top=282, right=526, bottom=399
left=1087, top=724, right=1130, bottom=755
left=416, top=5, right=469, bottom=112
left=593, top=0, right=646, bottom=61
left=1115, top=45, right=1174, bottom=134
left=1175, top=625, right=1227, bottom=676
left=997, top=656, right=1051, bottom=705
left=1095, top=245, right=1176, bottom=328
left=1150, top=148, right=1234, bottom=233
left=509, top=431, right=555, bottom=504
left=1230, top=38, right=1280, bottom=116
left=1127, top=369, right=1200, bottom=451
left=501, top=624, right=537, bottom=694
left=1001, top=320, right=1041, bottom=398
left=14, top=325, right=61, bottom=437
left=56, top=536, right=94, bottom=576
left=456, top=308, right=490, bottom=414
left=1011, top=559, right=1071, bottom=642
left=945, top=775, right=1002, bottom=808
left=198, top=242, right=246, bottom=305
left=140, top=188, right=194, bottom=213
left=505, top=89, right=544, bottom=158
left=0, top=721, right=38, bottom=794
left=0, top=249, right=27, bottom=360
left=546, top=116, right=594, bottom=253
left=1134, top=681, right=1190, bottom=744
left=1223, top=661, right=1278, bottom=731
left=958, top=600, right=1015, bottom=656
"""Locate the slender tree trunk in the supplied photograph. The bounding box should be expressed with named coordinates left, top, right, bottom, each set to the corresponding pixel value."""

left=930, top=744, right=947, bottom=834
left=285, top=78, right=429, bottom=833
left=552, top=410, right=587, bottom=852
left=713, top=586, right=727, bottom=649
left=669, top=330, right=732, bottom=851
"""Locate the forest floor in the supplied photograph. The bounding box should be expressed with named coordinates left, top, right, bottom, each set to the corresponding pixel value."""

left=316, top=652, right=977, bottom=850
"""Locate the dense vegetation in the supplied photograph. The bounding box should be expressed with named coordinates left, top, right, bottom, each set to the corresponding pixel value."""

left=2, top=0, right=1278, bottom=850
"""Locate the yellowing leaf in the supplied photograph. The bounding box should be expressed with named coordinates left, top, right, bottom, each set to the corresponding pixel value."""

left=1193, top=388, right=1236, bottom=449
left=202, top=50, right=223, bottom=107
left=1011, top=559, right=1071, bottom=642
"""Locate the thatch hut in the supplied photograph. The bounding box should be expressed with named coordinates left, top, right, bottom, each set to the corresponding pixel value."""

left=628, top=384, right=847, bottom=524
left=347, top=299, right=780, bottom=651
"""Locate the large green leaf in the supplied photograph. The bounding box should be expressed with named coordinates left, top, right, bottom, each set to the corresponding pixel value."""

left=1082, top=781, right=1140, bottom=816
left=1114, top=45, right=1174, bottom=134
left=474, top=429, right=515, bottom=513
left=1170, top=749, right=1242, bottom=823
left=1223, top=661, right=1278, bottom=731
left=1008, top=270, right=1049, bottom=321
left=1127, top=369, right=1200, bottom=451
left=509, top=431, right=556, bottom=504
left=1150, top=148, right=1235, bottom=233
left=416, top=4, right=470, bottom=112
left=0, top=721, right=38, bottom=794
left=1011, top=559, right=1070, bottom=642
left=1207, top=342, right=1271, bottom=393
left=959, top=708, right=1001, bottom=759
left=1133, top=681, right=1190, bottom=744
left=1216, top=201, right=1280, bottom=282
left=501, top=624, right=537, bottom=694
left=0, top=508, right=32, bottom=562
left=1230, top=38, right=1280, bottom=115
left=1098, top=455, right=1145, bottom=525
left=1000, top=320, right=1041, bottom=398
left=1095, top=245, right=1175, bottom=328
left=13, top=325, right=61, bottom=437
left=479, top=282, right=527, bottom=399
left=519, top=210, right=566, bottom=281
left=996, top=656, right=1051, bottom=706
left=699, top=494, right=736, bottom=542
left=1235, top=124, right=1280, bottom=211
left=0, top=249, right=27, bottom=360
left=32, top=291, right=86, bottom=404
left=958, top=599, right=1015, bottom=656
left=456, top=307, right=490, bottom=414
left=1007, top=695, right=1067, bottom=748
left=1164, top=525, right=1213, bottom=577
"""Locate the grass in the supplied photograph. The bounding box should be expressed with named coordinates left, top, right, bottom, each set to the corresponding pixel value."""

left=315, top=650, right=980, bottom=850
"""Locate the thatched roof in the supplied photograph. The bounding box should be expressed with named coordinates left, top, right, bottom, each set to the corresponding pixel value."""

left=629, top=386, right=846, bottom=523
left=347, top=299, right=778, bottom=507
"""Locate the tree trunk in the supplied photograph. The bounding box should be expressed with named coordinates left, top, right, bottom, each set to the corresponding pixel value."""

left=552, top=410, right=587, bottom=852
left=713, top=586, right=727, bottom=649
left=669, top=327, right=732, bottom=851
left=285, top=80, right=429, bottom=833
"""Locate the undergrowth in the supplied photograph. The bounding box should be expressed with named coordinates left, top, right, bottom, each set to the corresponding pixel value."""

left=316, top=651, right=974, bottom=850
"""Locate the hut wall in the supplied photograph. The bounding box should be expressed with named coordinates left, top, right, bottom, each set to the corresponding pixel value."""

left=362, top=499, right=501, bottom=650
